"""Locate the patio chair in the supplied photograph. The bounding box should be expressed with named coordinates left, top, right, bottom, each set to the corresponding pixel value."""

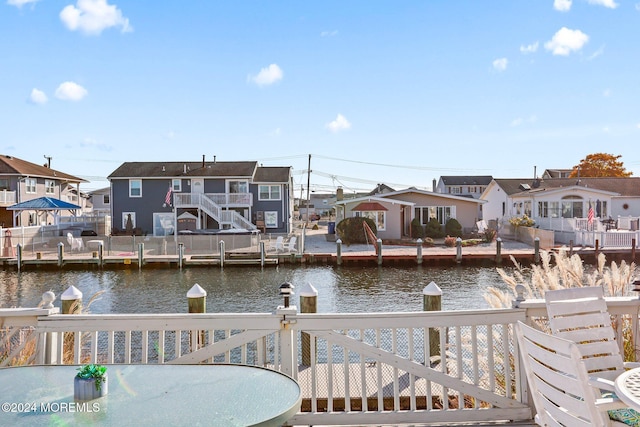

left=285, top=236, right=297, bottom=253
left=544, top=286, right=639, bottom=386
left=274, top=236, right=285, bottom=252
left=515, top=321, right=629, bottom=426
left=67, top=233, right=84, bottom=252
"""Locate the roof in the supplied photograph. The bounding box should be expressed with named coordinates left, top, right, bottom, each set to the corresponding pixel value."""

left=7, top=197, right=81, bottom=210
left=381, top=188, right=486, bottom=204
left=352, top=202, right=388, bottom=211
left=439, top=176, right=493, bottom=186
left=367, top=183, right=396, bottom=195
left=253, top=166, right=291, bottom=183
left=491, top=177, right=640, bottom=197
left=335, top=195, right=414, bottom=207
left=108, top=161, right=259, bottom=179
left=0, top=154, right=86, bottom=183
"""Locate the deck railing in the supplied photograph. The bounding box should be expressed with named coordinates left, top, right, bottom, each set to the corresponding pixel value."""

left=3, top=295, right=640, bottom=426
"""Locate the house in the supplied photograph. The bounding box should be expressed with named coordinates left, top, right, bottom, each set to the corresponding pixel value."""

left=88, top=187, right=111, bottom=216
left=541, top=169, right=573, bottom=179
left=481, top=177, right=640, bottom=241
left=334, top=187, right=486, bottom=240
left=434, top=176, right=493, bottom=199
left=0, top=154, right=87, bottom=227
left=107, top=158, right=293, bottom=236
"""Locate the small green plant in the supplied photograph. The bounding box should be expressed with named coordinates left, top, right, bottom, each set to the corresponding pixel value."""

left=444, top=235, right=457, bottom=247
left=410, top=218, right=425, bottom=239
left=482, top=228, right=497, bottom=243
left=76, top=364, right=107, bottom=391
left=335, top=217, right=377, bottom=245
left=425, top=217, right=445, bottom=238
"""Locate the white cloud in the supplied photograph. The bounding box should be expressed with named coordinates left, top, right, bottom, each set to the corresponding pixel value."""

left=248, top=64, right=283, bottom=86
left=60, top=0, right=132, bottom=36
left=29, top=88, right=48, bottom=105
left=587, top=45, right=605, bottom=60
left=492, top=58, right=508, bottom=71
left=544, top=27, right=589, bottom=56
left=587, top=0, right=618, bottom=8
left=7, top=0, right=39, bottom=7
left=554, top=0, right=572, bottom=11
left=520, top=42, right=539, bottom=54
left=320, top=30, right=338, bottom=37
left=325, top=114, right=351, bottom=133
left=54, top=81, right=88, bottom=101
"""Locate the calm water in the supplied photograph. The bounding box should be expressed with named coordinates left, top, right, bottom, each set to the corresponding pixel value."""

left=0, top=265, right=514, bottom=314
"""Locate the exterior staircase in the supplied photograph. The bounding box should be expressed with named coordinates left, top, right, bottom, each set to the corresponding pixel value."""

left=173, top=193, right=256, bottom=230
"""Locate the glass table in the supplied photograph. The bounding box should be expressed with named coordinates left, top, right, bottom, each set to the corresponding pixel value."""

left=615, top=367, right=640, bottom=411
left=0, top=364, right=301, bottom=426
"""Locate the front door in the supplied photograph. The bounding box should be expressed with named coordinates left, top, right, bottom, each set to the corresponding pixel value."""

left=191, top=179, right=204, bottom=194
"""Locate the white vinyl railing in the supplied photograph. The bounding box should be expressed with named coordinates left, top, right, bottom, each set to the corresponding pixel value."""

left=4, top=295, right=639, bottom=426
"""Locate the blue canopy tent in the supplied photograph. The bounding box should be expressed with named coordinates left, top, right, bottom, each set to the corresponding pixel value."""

left=7, top=197, right=82, bottom=227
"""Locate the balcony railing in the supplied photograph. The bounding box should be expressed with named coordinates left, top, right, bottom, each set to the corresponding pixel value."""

left=0, top=190, right=16, bottom=205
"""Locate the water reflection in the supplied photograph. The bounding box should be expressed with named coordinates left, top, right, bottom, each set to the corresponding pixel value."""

left=0, top=265, right=514, bottom=314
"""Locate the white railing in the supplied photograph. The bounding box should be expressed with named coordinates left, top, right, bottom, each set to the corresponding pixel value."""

left=575, top=230, right=640, bottom=248
left=0, top=190, right=16, bottom=204
left=174, top=193, right=256, bottom=230
left=5, top=295, right=638, bottom=425
left=206, top=193, right=252, bottom=207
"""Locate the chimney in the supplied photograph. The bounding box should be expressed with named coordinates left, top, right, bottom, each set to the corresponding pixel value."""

left=213, top=155, right=216, bottom=163
left=183, top=164, right=187, bottom=174
left=336, top=186, right=344, bottom=201
left=432, top=178, right=437, bottom=192
left=534, top=166, right=537, bottom=179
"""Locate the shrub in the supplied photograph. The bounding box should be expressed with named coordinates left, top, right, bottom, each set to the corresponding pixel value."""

left=482, top=228, right=497, bottom=243
left=444, top=235, right=457, bottom=247
left=509, top=214, right=535, bottom=228
left=445, top=218, right=462, bottom=237
left=336, top=217, right=378, bottom=245
left=424, top=218, right=445, bottom=238
left=410, top=218, right=425, bottom=239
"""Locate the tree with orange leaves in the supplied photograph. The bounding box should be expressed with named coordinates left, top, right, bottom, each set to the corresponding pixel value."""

left=569, top=153, right=632, bottom=178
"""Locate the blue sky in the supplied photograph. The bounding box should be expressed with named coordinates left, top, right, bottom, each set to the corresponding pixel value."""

left=3, top=1, right=640, bottom=194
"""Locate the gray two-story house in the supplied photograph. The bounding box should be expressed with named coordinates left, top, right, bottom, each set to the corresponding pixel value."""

left=107, top=158, right=293, bottom=236
left=0, top=154, right=87, bottom=227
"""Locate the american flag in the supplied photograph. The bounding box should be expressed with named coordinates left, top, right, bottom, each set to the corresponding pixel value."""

left=588, top=204, right=594, bottom=227
left=164, top=187, right=172, bottom=207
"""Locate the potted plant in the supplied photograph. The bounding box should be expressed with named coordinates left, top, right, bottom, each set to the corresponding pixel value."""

left=74, top=364, right=108, bottom=401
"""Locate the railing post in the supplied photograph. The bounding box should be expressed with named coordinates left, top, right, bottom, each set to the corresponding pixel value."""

left=138, top=242, right=144, bottom=270
left=277, top=283, right=297, bottom=378
left=187, top=284, right=207, bottom=349
left=495, top=237, right=502, bottom=264
left=178, top=242, right=184, bottom=270
left=219, top=240, right=225, bottom=268
left=456, top=237, right=462, bottom=264
left=423, top=282, right=442, bottom=358
left=377, top=238, right=383, bottom=265
left=61, top=285, right=83, bottom=364
left=416, top=238, right=423, bottom=265
left=39, top=291, right=58, bottom=364
left=57, top=242, right=64, bottom=267
left=336, top=239, right=342, bottom=266
left=512, top=284, right=526, bottom=308
left=300, top=283, right=318, bottom=366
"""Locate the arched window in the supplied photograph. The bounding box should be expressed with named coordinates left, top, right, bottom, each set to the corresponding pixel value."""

left=561, top=195, right=583, bottom=218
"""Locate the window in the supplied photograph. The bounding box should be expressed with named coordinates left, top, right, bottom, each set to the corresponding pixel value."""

left=357, top=211, right=386, bottom=231
left=28, top=212, right=37, bottom=226
left=0, top=179, right=8, bottom=190
left=172, top=179, right=181, bottom=192
left=228, top=180, right=248, bottom=193
left=414, top=206, right=455, bottom=225
left=122, top=212, right=136, bottom=230
left=538, top=201, right=560, bottom=218
left=561, top=196, right=583, bottom=218
left=45, top=180, right=55, bottom=194
left=25, top=178, right=36, bottom=193
left=258, top=185, right=281, bottom=200
left=103, top=194, right=110, bottom=204
left=153, top=212, right=175, bottom=236
left=129, top=180, right=142, bottom=197
left=264, top=211, right=278, bottom=228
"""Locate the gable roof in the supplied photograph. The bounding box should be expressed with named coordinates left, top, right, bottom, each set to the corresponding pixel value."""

left=352, top=202, right=388, bottom=211
left=0, top=154, right=86, bottom=183
left=367, top=183, right=396, bottom=195
left=108, top=161, right=259, bottom=179
left=439, top=176, right=493, bottom=186
left=491, top=177, right=640, bottom=197
left=382, top=188, right=486, bottom=204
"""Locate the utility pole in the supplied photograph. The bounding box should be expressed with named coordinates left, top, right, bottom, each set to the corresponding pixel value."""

left=306, top=154, right=311, bottom=227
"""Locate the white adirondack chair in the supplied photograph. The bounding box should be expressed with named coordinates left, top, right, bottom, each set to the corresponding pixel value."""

left=286, top=236, right=297, bottom=253
left=67, top=233, right=84, bottom=252
left=274, top=236, right=285, bottom=252
left=516, top=321, right=628, bottom=426
left=544, top=286, right=639, bottom=386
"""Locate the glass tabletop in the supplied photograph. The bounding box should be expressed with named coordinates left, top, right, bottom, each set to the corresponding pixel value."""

left=0, top=364, right=301, bottom=426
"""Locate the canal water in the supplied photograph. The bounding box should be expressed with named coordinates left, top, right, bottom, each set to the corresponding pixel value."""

left=0, top=265, right=514, bottom=314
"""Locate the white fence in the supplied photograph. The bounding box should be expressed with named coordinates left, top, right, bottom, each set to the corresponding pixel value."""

left=4, top=295, right=638, bottom=426
left=575, top=230, right=640, bottom=248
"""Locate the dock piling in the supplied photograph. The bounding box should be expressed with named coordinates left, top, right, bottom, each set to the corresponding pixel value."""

left=17, top=244, right=23, bottom=273
left=336, top=239, right=342, bottom=266
left=416, top=239, right=423, bottom=265
left=138, top=243, right=144, bottom=270
left=57, top=242, right=64, bottom=267
left=219, top=240, right=225, bottom=268
left=496, top=237, right=502, bottom=264
left=534, top=237, right=540, bottom=264
left=456, top=237, right=462, bottom=264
